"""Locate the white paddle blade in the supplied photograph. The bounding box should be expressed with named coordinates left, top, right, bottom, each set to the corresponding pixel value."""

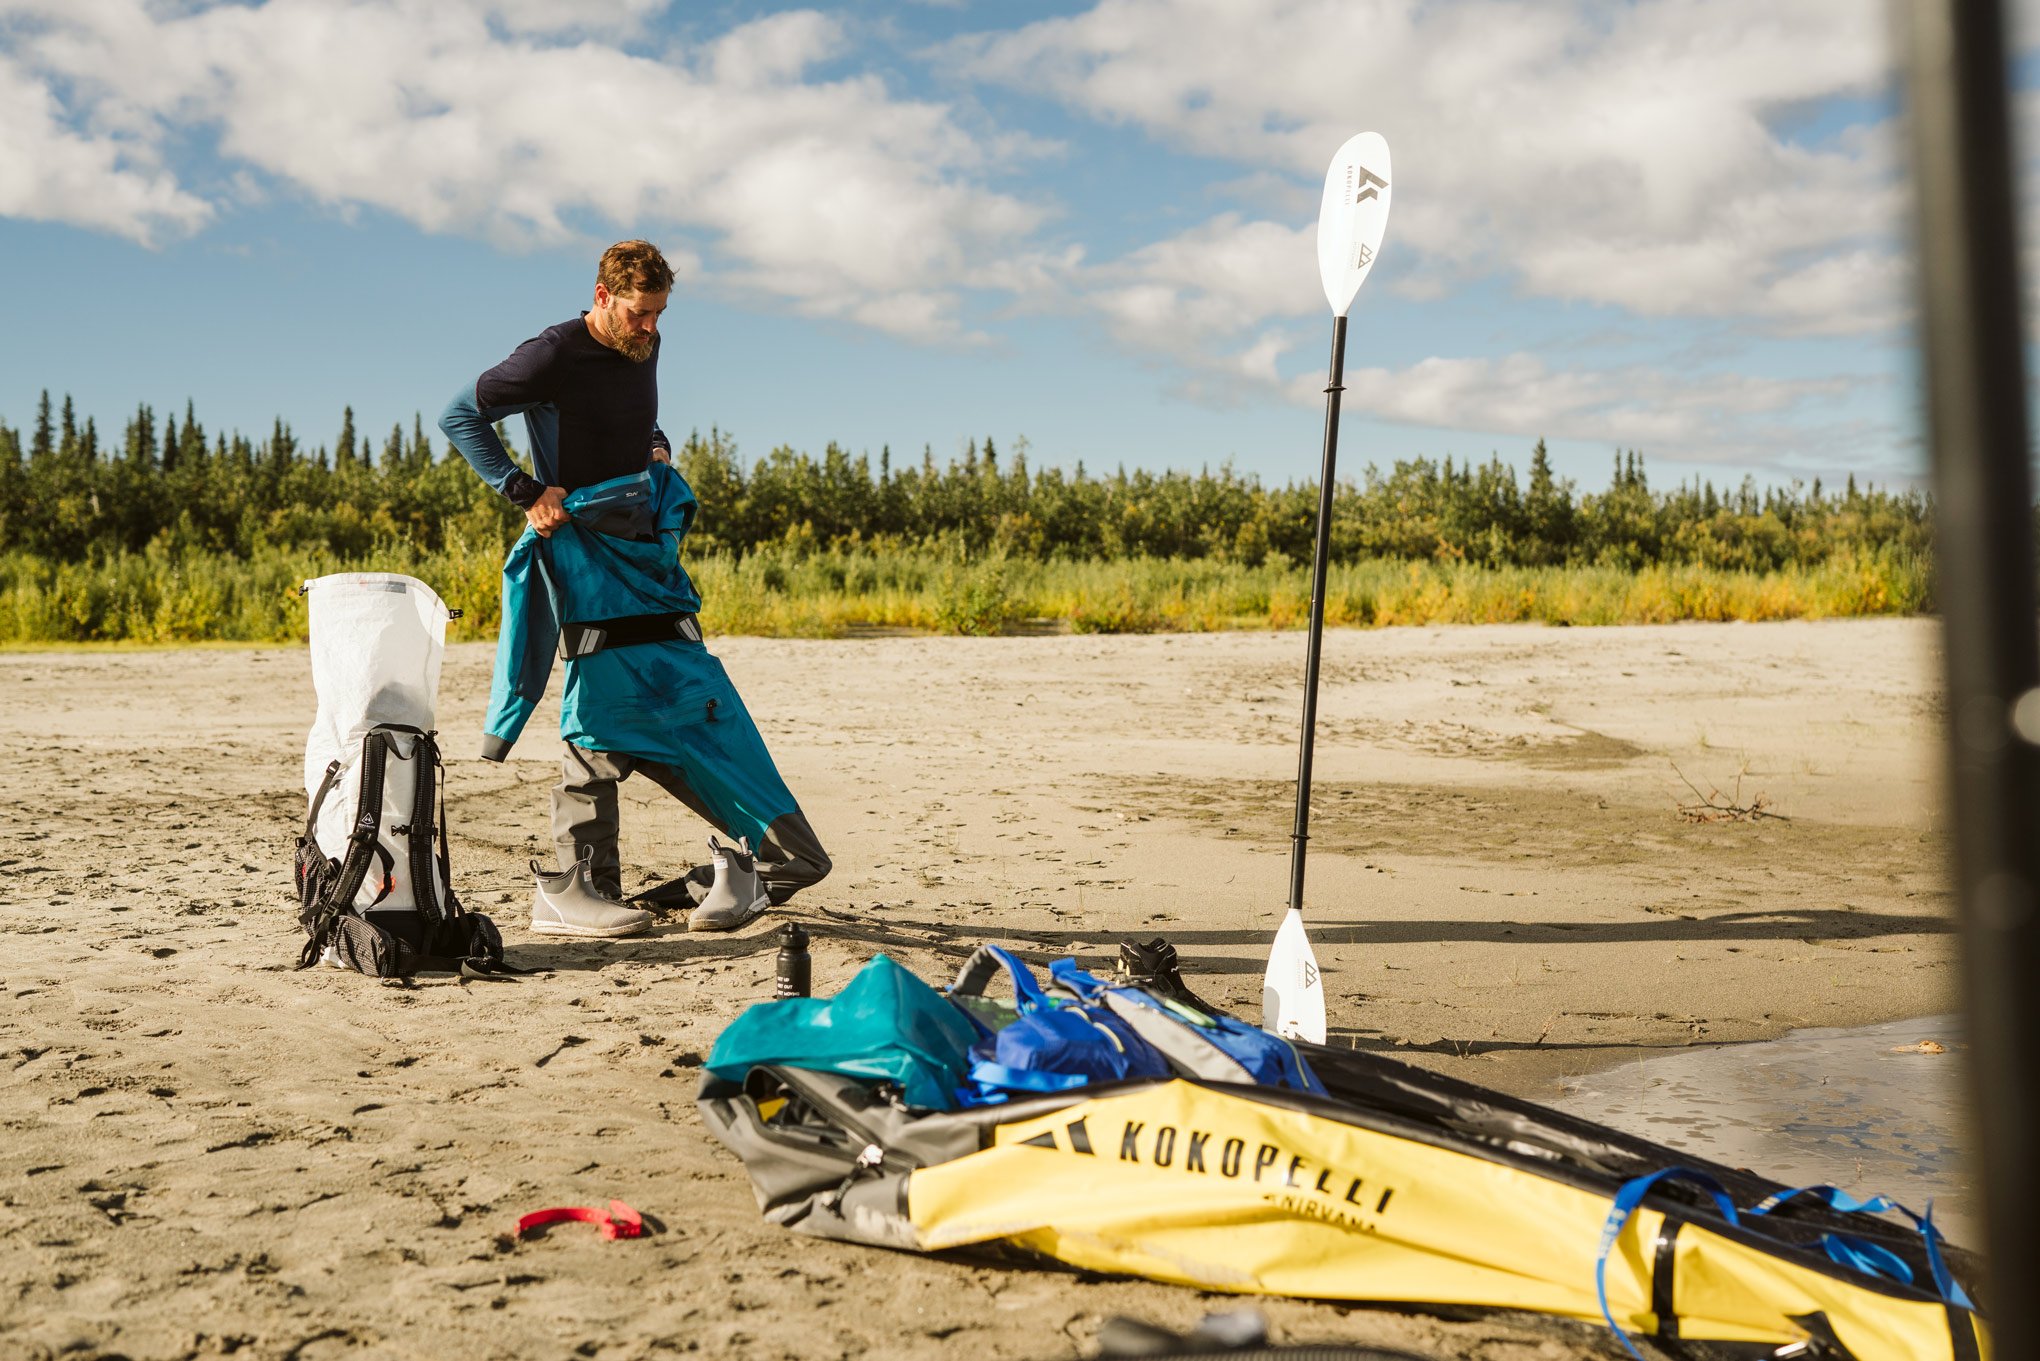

left=1262, top=907, right=1327, bottom=1044
left=1317, top=131, right=1392, bottom=317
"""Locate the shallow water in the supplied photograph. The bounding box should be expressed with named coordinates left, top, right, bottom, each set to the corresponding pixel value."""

left=1553, top=1015, right=1976, bottom=1245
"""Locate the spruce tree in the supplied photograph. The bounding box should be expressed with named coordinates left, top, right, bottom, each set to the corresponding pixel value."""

left=179, top=401, right=206, bottom=468
left=125, top=403, right=156, bottom=465
left=31, top=390, right=53, bottom=463
left=1527, top=439, right=1554, bottom=499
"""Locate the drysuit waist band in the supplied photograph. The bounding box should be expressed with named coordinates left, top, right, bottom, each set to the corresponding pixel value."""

left=560, top=610, right=702, bottom=659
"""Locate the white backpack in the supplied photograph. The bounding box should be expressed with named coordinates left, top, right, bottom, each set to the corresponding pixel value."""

left=293, top=574, right=503, bottom=977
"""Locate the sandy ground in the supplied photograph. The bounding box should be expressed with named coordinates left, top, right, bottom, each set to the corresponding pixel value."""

left=0, top=618, right=1958, bottom=1360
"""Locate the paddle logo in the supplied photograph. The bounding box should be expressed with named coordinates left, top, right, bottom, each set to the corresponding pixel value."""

left=1316, top=132, right=1391, bottom=317
left=1348, top=167, right=1386, bottom=270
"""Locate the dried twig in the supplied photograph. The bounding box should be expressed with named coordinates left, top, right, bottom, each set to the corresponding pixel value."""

left=1670, top=760, right=1789, bottom=823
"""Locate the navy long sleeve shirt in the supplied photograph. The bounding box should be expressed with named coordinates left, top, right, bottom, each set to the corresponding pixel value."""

left=440, top=313, right=670, bottom=508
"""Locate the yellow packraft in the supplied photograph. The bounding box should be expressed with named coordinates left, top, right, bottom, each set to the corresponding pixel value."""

left=701, top=967, right=1987, bottom=1360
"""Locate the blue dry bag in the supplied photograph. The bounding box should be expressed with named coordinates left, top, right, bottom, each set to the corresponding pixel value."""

left=1047, top=958, right=1326, bottom=1094
left=948, top=946, right=1171, bottom=1102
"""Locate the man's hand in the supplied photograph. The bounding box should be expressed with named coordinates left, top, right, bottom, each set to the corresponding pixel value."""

left=527, top=486, right=569, bottom=537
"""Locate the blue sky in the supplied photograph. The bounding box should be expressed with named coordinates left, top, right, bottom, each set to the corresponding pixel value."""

left=0, top=0, right=2010, bottom=496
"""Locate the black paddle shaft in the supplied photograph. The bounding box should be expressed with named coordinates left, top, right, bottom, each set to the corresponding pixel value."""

left=1288, top=314, right=1347, bottom=916
left=1903, top=0, right=2040, bottom=1345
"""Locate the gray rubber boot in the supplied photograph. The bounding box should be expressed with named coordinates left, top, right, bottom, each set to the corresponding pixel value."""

left=531, top=847, right=654, bottom=939
left=688, top=836, right=771, bottom=932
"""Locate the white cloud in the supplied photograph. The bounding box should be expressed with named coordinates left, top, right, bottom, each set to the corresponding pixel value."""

left=0, top=0, right=1939, bottom=474
left=477, top=0, right=670, bottom=39
left=706, top=8, right=842, bottom=86
left=1067, top=207, right=1897, bottom=470
left=1087, top=213, right=1317, bottom=349
left=0, top=0, right=1050, bottom=340
left=951, top=0, right=1903, bottom=338
left=919, top=0, right=1921, bottom=473
left=1319, top=351, right=1866, bottom=466
left=0, top=49, right=212, bottom=244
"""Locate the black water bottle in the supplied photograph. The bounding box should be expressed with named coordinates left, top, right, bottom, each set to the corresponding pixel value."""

left=774, top=922, right=811, bottom=999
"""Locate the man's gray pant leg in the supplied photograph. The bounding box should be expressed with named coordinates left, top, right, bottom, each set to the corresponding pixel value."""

left=756, top=809, right=832, bottom=905
left=631, top=761, right=832, bottom=906
left=554, top=744, right=633, bottom=897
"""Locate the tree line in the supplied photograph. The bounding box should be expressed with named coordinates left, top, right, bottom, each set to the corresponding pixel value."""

left=0, top=390, right=1931, bottom=573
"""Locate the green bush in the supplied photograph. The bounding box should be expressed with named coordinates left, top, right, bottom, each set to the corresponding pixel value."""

left=933, top=556, right=1021, bottom=637
left=0, top=544, right=1938, bottom=645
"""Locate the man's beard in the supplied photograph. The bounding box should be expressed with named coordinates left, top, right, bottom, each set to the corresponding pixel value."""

left=603, top=313, right=655, bottom=363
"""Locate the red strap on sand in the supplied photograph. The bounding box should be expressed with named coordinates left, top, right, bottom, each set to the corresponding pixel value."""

left=516, top=1200, right=642, bottom=1240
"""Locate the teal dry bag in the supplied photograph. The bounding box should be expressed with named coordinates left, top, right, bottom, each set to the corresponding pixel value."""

left=706, top=953, right=978, bottom=1111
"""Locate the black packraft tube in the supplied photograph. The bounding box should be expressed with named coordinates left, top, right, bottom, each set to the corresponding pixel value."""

left=1288, top=314, right=1347, bottom=915
left=1901, top=0, right=2040, bottom=1349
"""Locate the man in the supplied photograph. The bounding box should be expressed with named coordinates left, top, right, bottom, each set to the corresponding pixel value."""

left=440, top=239, right=831, bottom=939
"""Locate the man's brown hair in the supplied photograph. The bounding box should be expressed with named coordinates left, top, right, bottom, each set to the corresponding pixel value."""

left=597, top=240, right=674, bottom=298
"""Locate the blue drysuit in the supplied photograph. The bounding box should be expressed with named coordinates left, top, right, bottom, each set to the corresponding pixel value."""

left=440, top=322, right=828, bottom=901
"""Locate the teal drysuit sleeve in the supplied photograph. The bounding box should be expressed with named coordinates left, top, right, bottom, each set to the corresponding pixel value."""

left=479, top=531, right=560, bottom=761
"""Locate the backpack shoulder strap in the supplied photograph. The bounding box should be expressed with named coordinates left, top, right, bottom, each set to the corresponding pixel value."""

left=325, top=729, right=396, bottom=913
left=434, top=734, right=460, bottom=919
left=303, top=758, right=343, bottom=841
left=404, top=730, right=445, bottom=923
left=297, top=732, right=397, bottom=969
left=948, top=945, right=1051, bottom=1011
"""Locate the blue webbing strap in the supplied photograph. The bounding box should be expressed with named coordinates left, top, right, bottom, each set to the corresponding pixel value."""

left=1906, top=1200, right=1975, bottom=1312
left=1047, top=957, right=1107, bottom=1000
left=968, top=1060, right=1093, bottom=1094
left=1820, top=1234, right=1917, bottom=1286
left=1917, top=1207, right=1966, bottom=1314
left=1747, top=1185, right=1974, bottom=1310
left=1751, top=1184, right=1897, bottom=1216
left=1749, top=1186, right=1913, bottom=1289
left=983, top=945, right=1054, bottom=1012
left=960, top=952, right=1100, bottom=1103
left=1596, top=1168, right=1739, bottom=1361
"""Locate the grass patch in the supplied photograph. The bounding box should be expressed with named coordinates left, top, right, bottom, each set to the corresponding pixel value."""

left=0, top=543, right=1933, bottom=645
